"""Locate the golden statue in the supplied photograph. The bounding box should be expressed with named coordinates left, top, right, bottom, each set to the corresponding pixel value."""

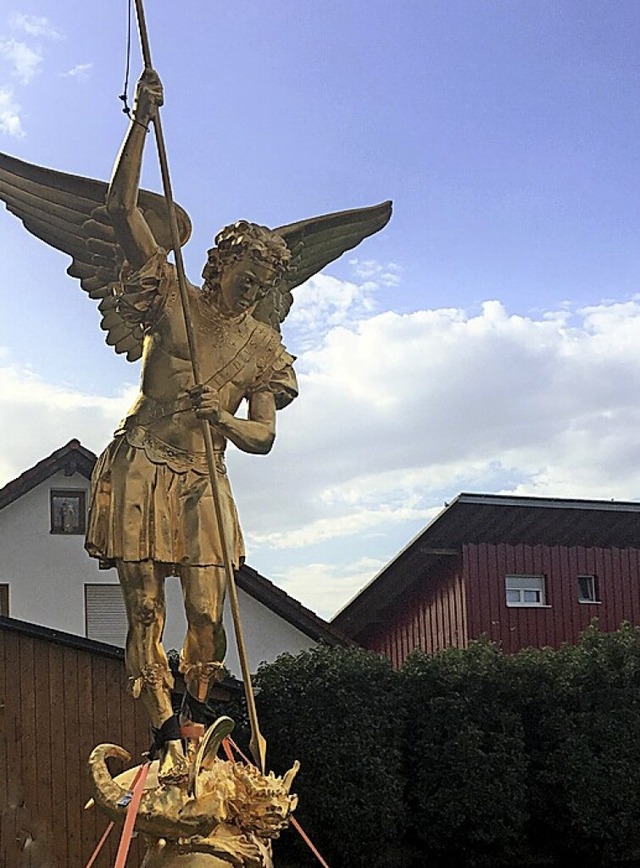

left=88, top=730, right=301, bottom=867
left=0, top=68, right=389, bottom=763
left=0, top=27, right=390, bottom=861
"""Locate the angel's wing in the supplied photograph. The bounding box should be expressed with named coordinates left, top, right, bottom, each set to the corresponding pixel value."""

left=0, top=151, right=192, bottom=362
left=252, top=200, right=392, bottom=331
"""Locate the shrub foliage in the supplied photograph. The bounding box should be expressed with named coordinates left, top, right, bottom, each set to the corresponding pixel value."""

left=251, top=625, right=640, bottom=867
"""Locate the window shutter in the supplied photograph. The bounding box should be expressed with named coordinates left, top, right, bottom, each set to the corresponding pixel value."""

left=85, top=584, right=127, bottom=647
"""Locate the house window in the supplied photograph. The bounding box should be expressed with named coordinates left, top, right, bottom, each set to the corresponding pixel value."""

left=505, top=574, right=547, bottom=607
left=85, top=584, right=127, bottom=647
left=0, top=584, right=8, bottom=616
left=50, top=489, right=86, bottom=535
left=578, top=575, right=599, bottom=603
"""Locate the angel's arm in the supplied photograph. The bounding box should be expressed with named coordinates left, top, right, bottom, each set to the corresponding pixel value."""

left=190, top=386, right=276, bottom=455
left=107, top=70, right=163, bottom=271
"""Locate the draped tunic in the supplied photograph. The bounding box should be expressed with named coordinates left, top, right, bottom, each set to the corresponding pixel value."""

left=86, top=251, right=297, bottom=570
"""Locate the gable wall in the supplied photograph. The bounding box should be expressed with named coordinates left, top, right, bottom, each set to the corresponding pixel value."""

left=0, top=471, right=112, bottom=636
left=0, top=474, right=320, bottom=674
left=359, top=556, right=467, bottom=668
left=464, top=542, right=640, bottom=652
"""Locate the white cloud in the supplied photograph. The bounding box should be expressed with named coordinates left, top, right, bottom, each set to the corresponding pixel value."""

left=0, top=85, right=23, bottom=136
left=0, top=362, right=135, bottom=486
left=231, top=293, right=640, bottom=562
left=9, top=14, right=63, bottom=40
left=6, top=285, right=640, bottom=618
left=348, top=257, right=402, bottom=289
left=273, top=557, right=387, bottom=619
left=286, top=273, right=378, bottom=352
left=61, top=63, right=92, bottom=80
left=0, top=38, right=42, bottom=83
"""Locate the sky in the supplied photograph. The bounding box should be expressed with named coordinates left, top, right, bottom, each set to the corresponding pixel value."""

left=2, top=2, right=640, bottom=620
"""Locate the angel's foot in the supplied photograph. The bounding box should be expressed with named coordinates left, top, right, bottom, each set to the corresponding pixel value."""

left=158, top=739, right=189, bottom=785
left=150, top=716, right=188, bottom=785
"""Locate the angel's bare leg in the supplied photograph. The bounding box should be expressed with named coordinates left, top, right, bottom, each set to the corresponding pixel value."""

left=178, top=565, right=227, bottom=707
left=117, top=559, right=186, bottom=779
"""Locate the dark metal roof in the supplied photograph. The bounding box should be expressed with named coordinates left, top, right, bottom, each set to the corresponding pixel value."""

left=0, top=439, right=96, bottom=510
left=421, top=493, right=640, bottom=549
left=332, top=492, right=640, bottom=638
left=0, top=614, right=125, bottom=659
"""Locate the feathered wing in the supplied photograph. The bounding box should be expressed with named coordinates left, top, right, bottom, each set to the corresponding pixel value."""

left=252, top=200, right=392, bottom=331
left=0, top=151, right=192, bottom=361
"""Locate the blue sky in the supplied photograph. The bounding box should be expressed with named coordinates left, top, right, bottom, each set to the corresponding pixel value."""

left=2, top=2, right=640, bottom=617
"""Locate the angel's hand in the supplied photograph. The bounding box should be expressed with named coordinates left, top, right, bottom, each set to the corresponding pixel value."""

left=133, top=68, right=164, bottom=123
left=189, top=384, right=222, bottom=423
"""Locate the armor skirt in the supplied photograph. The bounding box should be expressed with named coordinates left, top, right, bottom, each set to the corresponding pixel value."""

left=86, top=435, right=244, bottom=569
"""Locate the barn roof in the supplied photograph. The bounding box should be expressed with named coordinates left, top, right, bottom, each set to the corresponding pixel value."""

left=332, top=492, right=640, bottom=638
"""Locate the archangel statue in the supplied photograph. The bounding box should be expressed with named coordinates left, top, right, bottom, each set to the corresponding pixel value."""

left=0, top=69, right=391, bottom=787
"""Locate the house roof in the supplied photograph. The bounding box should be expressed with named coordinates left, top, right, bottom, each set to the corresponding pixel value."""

left=0, top=440, right=347, bottom=647
left=0, top=439, right=96, bottom=510
left=332, top=492, right=640, bottom=639
left=0, top=613, right=126, bottom=659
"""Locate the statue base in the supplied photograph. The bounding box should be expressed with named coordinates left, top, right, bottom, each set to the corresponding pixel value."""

left=142, top=842, right=236, bottom=867
left=87, top=718, right=299, bottom=868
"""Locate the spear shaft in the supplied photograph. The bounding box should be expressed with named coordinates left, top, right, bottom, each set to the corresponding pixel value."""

left=132, top=0, right=267, bottom=774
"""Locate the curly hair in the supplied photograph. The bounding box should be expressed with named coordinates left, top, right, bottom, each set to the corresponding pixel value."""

left=202, top=220, right=291, bottom=290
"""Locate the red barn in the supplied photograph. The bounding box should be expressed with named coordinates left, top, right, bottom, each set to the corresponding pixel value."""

left=332, top=493, right=640, bottom=667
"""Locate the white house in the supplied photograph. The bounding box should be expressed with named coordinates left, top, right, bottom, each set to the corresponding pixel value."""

left=0, top=440, right=346, bottom=676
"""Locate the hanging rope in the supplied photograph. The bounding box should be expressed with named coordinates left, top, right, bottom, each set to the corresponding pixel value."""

left=118, top=0, right=134, bottom=117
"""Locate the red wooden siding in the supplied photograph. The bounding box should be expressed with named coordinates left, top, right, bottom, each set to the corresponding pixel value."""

left=361, top=557, right=467, bottom=668
left=464, top=543, right=640, bottom=653
left=0, top=625, right=149, bottom=867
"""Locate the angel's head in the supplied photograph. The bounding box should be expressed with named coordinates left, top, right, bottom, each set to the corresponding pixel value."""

left=202, top=221, right=291, bottom=316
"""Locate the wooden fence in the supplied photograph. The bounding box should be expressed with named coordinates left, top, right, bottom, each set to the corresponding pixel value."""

left=0, top=616, right=149, bottom=867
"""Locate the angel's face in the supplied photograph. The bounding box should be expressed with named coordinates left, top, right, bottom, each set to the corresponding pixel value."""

left=217, top=255, right=276, bottom=316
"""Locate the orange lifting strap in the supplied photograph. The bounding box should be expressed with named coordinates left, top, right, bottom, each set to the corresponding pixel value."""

left=222, top=736, right=331, bottom=868
left=86, top=739, right=330, bottom=868
left=84, top=761, right=150, bottom=868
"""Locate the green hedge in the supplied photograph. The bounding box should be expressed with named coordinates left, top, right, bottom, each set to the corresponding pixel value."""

left=255, top=645, right=406, bottom=867
left=247, top=624, right=640, bottom=867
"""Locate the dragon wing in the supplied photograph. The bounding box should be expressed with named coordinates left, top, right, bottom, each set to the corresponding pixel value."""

left=0, top=151, right=192, bottom=361
left=252, top=200, right=392, bottom=331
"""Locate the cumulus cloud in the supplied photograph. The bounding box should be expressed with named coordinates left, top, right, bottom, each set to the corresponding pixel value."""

left=285, top=273, right=378, bottom=352
left=0, top=361, right=135, bottom=485
left=0, top=85, right=23, bottom=136
left=5, top=283, right=640, bottom=617
left=10, top=14, right=63, bottom=40
left=0, top=13, right=65, bottom=136
left=229, top=293, right=640, bottom=608
left=0, top=38, right=42, bottom=83
left=348, top=257, right=402, bottom=290
left=61, top=63, right=92, bottom=80
left=272, top=557, right=387, bottom=619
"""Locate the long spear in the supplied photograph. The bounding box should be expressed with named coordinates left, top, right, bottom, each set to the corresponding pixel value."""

left=131, top=0, right=268, bottom=774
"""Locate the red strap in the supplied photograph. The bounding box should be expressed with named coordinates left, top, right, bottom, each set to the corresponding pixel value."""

left=290, top=816, right=331, bottom=868
left=84, top=759, right=150, bottom=868
left=84, top=821, right=114, bottom=868
left=113, top=761, right=151, bottom=868
left=224, top=736, right=330, bottom=868
left=222, top=736, right=236, bottom=764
